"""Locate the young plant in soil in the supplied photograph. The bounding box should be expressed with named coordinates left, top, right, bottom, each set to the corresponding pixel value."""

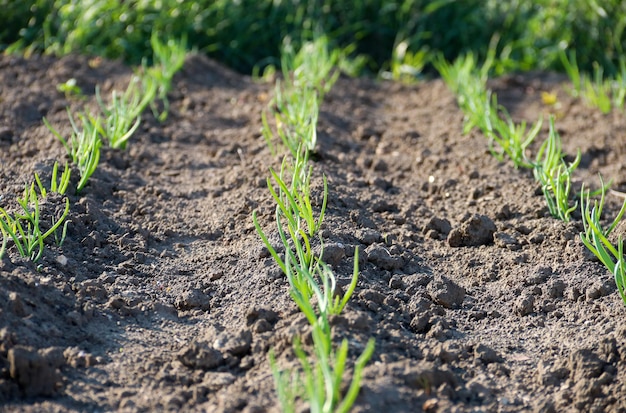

left=437, top=55, right=588, bottom=222
left=263, top=36, right=342, bottom=157
left=580, top=179, right=626, bottom=305
left=385, top=39, right=428, bottom=83
left=435, top=53, right=543, bottom=169
left=532, top=116, right=581, bottom=222
left=255, top=35, right=373, bottom=412
left=95, top=81, right=142, bottom=150
left=483, top=93, right=542, bottom=169
left=262, top=83, right=319, bottom=159
left=44, top=109, right=102, bottom=193
left=281, top=35, right=341, bottom=100
left=0, top=170, right=70, bottom=262
left=34, top=161, right=71, bottom=197
left=254, top=170, right=374, bottom=412
left=56, top=78, right=85, bottom=100
left=140, top=32, right=187, bottom=122
left=561, top=50, right=626, bottom=113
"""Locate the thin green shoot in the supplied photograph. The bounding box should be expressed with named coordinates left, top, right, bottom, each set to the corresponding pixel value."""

left=582, top=63, right=612, bottom=114
left=560, top=50, right=626, bottom=113
left=580, top=179, right=626, bottom=304
left=263, top=81, right=319, bottom=158
left=0, top=183, right=70, bottom=262
left=336, top=338, right=376, bottom=413
left=435, top=53, right=543, bottom=170
left=484, top=92, right=542, bottom=168
left=532, top=116, right=581, bottom=222
left=333, top=246, right=360, bottom=315
left=33, top=162, right=71, bottom=246
left=560, top=50, right=582, bottom=98
left=0, top=226, right=6, bottom=260
left=384, top=40, right=428, bottom=82
left=256, top=32, right=373, bottom=412
left=291, top=332, right=375, bottom=413
left=50, top=161, right=71, bottom=195
left=433, top=52, right=495, bottom=136
left=34, top=161, right=71, bottom=197
left=142, top=33, right=187, bottom=122
left=56, top=78, right=84, bottom=99
left=281, top=35, right=340, bottom=100
left=270, top=350, right=300, bottom=413
left=96, top=82, right=142, bottom=149
left=44, top=110, right=102, bottom=193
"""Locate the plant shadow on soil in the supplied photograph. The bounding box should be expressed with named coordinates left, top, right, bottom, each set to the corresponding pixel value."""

left=1, top=53, right=626, bottom=412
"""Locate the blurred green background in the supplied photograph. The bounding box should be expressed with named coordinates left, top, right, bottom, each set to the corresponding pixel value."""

left=1, top=0, right=625, bottom=77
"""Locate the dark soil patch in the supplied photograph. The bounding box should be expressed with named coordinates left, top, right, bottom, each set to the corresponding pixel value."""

left=1, top=53, right=626, bottom=412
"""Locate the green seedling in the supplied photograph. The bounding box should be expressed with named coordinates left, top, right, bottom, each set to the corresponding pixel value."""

left=271, top=335, right=374, bottom=413
left=580, top=179, right=626, bottom=304
left=532, top=116, right=581, bottom=222
left=270, top=350, right=300, bottom=413
left=44, top=109, right=102, bottom=192
left=256, top=35, right=374, bottom=413
left=582, top=63, right=612, bottom=114
left=560, top=50, right=582, bottom=98
left=34, top=161, right=71, bottom=196
left=0, top=182, right=70, bottom=262
left=292, top=333, right=375, bottom=413
left=484, top=94, right=543, bottom=168
left=135, top=71, right=160, bottom=116
left=253, top=153, right=327, bottom=275
left=560, top=50, right=626, bottom=114
left=385, top=40, right=428, bottom=82
left=433, top=52, right=494, bottom=135
left=141, top=33, right=187, bottom=122
left=263, top=35, right=339, bottom=157
left=96, top=82, right=142, bottom=149
left=435, top=51, right=544, bottom=170
left=281, top=35, right=340, bottom=100
left=270, top=249, right=373, bottom=413
left=256, top=160, right=370, bottom=412
left=33, top=162, right=71, bottom=246
left=56, top=78, right=84, bottom=99
left=433, top=48, right=493, bottom=98
left=263, top=80, right=319, bottom=158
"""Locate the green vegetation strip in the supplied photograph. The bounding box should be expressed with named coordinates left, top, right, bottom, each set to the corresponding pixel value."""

left=3, top=0, right=626, bottom=80
left=1, top=34, right=186, bottom=262
left=253, top=36, right=374, bottom=412
left=435, top=53, right=626, bottom=305
left=0, top=162, right=70, bottom=262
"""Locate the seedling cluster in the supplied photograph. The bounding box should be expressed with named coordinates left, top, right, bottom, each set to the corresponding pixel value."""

left=436, top=52, right=626, bottom=305
left=254, top=36, right=374, bottom=413
left=0, top=162, right=70, bottom=262
left=1, top=34, right=187, bottom=263
left=561, top=51, right=626, bottom=114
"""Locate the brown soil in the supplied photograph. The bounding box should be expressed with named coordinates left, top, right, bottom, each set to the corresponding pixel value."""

left=1, top=53, right=626, bottom=413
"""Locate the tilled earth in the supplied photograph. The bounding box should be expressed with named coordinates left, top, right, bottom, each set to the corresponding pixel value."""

left=1, top=53, right=626, bottom=412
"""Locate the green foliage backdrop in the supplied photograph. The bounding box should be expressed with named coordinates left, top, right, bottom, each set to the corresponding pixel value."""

left=1, top=0, right=625, bottom=76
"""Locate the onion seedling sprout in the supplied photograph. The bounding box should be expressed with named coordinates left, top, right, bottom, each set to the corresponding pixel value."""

left=580, top=178, right=626, bottom=304
left=532, top=116, right=581, bottom=222
left=0, top=181, right=70, bottom=262
left=44, top=110, right=102, bottom=193
left=96, top=83, right=142, bottom=150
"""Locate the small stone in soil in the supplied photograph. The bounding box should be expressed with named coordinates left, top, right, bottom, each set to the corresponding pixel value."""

left=427, top=274, right=465, bottom=309
left=447, top=214, right=496, bottom=247
left=178, top=341, right=224, bottom=370
left=8, top=346, right=64, bottom=397
left=514, top=294, right=535, bottom=316
left=174, top=289, right=210, bottom=311
left=213, top=330, right=252, bottom=356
